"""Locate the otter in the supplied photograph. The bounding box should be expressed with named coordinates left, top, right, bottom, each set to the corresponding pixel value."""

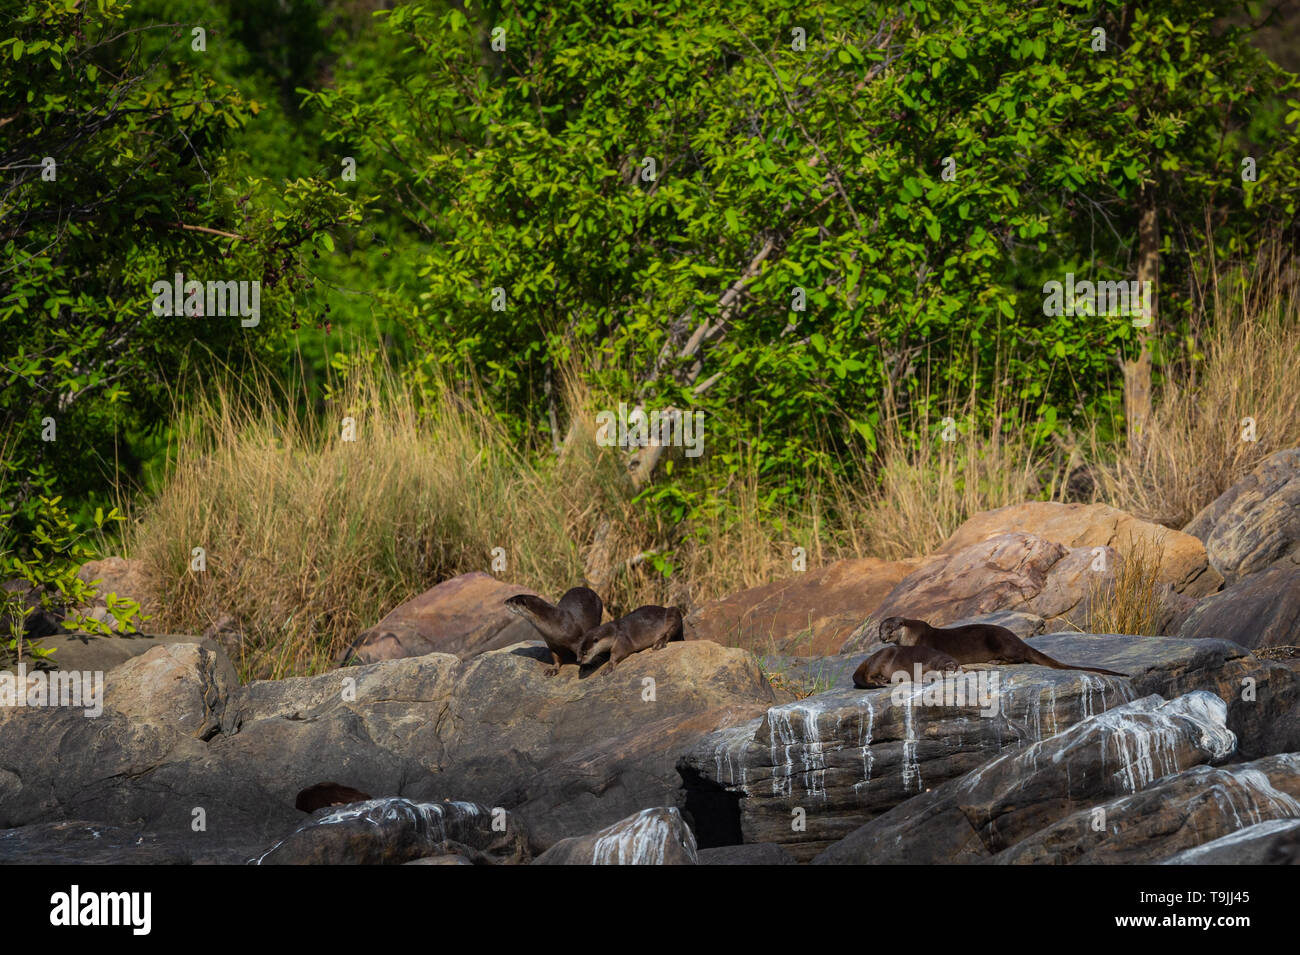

left=295, top=782, right=373, bottom=813
left=576, top=605, right=684, bottom=673
left=852, top=645, right=960, bottom=688
left=878, top=616, right=1126, bottom=677
left=504, top=587, right=604, bottom=676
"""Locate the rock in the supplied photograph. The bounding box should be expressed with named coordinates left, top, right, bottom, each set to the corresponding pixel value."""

left=102, top=643, right=239, bottom=740
left=1025, top=633, right=1300, bottom=759
left=685, top=557, right=927, bottom=656
left=759, top=653, right=863, bottom=693
left=698, top=842, right=797, bottom=864
left=1184, top=448, right=1300, bottom=584
left=941, top=502, right=1222, bottom=597
left=993, top=752, right=1300, bottom=864
left=678, top=666, right=1138, bottom=861
left=252, top=797, right=527, bottom=865
left=813, top=692, right=1235, bottom=864
left=404, top=854, right=474, bottom=865
left=340, top=572, right=543, bottom=664
left=842, top=533, right=1116, bottom=651
left=0, top=820, right=246, bottom=865
left=36, top=631, right=225, bottom=675
left=532, top=807, right=697, bottom=864
left=295, top=782, right=373, bottom=813
left=75, top=556, right=158, bottom=619
left=1177, top=567, right=1300, bottom=650
left=0, top=639, right=773, bottom=859
left=1161, top=818, right=1300, bottom=864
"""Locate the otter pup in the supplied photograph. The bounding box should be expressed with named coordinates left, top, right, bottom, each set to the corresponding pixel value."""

left=504, top=587, right=604, bottom=676
left=878, top=616, right=1126, bottom=677
left=852, top=645, right=960, bottom=688
left=576, top=605, right=683, bottom=673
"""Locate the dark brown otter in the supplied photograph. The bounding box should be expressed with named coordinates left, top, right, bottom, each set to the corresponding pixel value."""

left=295, top=782, right=373, bottom=813
left=504, top=586, right=604, bottom=676
left=878, top=616, right=1126, bottom=677
left=576, top=605, right=683, bottom=673
left=852, top=645, right=960, bottom=688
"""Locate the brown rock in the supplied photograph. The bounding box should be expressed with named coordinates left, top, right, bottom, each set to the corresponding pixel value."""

left=686, top=557, right=926, bottom=656
left=1177, top=567, right=1300, bottom=650
left=942, top=502, right=1222, bottom=597
left=842, top=532, right=1115, bottom=650
left=75, top=556, right=159, bottom=619
left=341, top=572, right=544, bottom=664
left=532, top=807, right=697, bottom=865
left=102, top=643, right=239, bottom=740
left=1184, top=448, right=1300, bottom=584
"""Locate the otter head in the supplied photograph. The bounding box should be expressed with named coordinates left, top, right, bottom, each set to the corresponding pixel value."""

left=504, top=594, right=545, bottom=621
left=878, top=616, right=923, bottom=646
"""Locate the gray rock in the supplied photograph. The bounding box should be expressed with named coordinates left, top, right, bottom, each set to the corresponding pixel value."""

left=698, top=842, right=797, bottom=865
left=1177, top=567, right=1300, bottom=650
left=532, top=807, right=697, bottom=865
left=813, top=692, right=1235, bottom=864
left=1161, top=818, right=1300, bottom=864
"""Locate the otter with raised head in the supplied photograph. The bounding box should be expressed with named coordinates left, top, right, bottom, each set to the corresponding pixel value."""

left=504, top=586, right=604, bottom=676
left=878, top=616, right=1126, bottom=676
left=576, top=605, right=683, bottom=673
left=852, top=645, right=960, bottom=688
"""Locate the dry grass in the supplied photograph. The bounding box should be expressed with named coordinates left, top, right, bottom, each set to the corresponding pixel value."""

left=1091, top=247, right=1300, bottom=527
left=1082, top=531, right=1167, bottom=636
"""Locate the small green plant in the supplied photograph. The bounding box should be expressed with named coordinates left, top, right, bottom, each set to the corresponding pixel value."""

left=1, top=493, right=143, bottom=669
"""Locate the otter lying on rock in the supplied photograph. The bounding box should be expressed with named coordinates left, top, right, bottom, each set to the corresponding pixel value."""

left=504, top=587, right=604, bottom=676
left=577, top=605, right=684, bottom=674
left=878, top=616, right=1126, bottom=677
left=852, top=645, right=960, bottom=688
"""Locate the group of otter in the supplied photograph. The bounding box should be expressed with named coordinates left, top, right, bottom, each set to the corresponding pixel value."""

left=505, top=587, right=683, bottom=676
left=852, top=616, right=1126, bottom=688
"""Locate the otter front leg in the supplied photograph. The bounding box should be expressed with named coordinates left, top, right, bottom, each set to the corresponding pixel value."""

left=543, top=650, right=563, bottom=677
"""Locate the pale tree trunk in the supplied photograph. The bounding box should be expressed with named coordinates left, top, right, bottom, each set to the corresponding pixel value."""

left=1123, top=183, right=1158, bottom=453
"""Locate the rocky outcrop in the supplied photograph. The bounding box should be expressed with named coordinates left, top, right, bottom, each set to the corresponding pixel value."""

left=1161, top=818, right=1300, bottom=864
left=685, top=557, right=927, bottom=656
left=678, top=666, right=1137, bottom=861
left=1177, top=567, right=1300, bottom=650
left=102, top=643, right=238, bottom=741
left=340, top=572, right=544, bottom=664
left=1026, top=633, right=1300, bottom=759
left=1183, top=448, right=1300, bottom=584
left=253, top=797, right=528, bottom=865
left=812, top=692, right=1235, bottom=864
left=993, top=752, right=1300, bottom=864
left=941, top=502, right=1222, bottom=597
left=841, top=533, right=1116, bottom=651
left=0, top=639, right=773, bottom=859
left=532, top=807, right=697, bottom=864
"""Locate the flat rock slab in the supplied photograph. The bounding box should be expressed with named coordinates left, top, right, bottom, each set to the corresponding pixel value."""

left=1026, top=633, right=1300, bottom=759
left=813, top=692, right=1235, bottom=864
left=993, top=752, right=1300, bottom=864
left=1161, top=818, right=1300, bottom=864
left=34, top=632, right=223, bottom=675
left=679, top=666, right=1138, bottom=861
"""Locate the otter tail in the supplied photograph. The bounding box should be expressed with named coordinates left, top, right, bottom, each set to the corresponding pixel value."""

left=1026, top=647, right=1126, bottom=678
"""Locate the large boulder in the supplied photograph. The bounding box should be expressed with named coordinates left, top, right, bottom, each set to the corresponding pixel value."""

left=340, top=572, right=544, bottom=664
left=252, top=797, right=528, bottom=865
left=1177, top=567, right=1300, bottom=650
left=841, top=533, right=1115, bottom=651
left=941, top=502, right=1222, bottom=597
left=678, top=665, right=1139, bottom=861
left=993, top=752, right=1300, bottom=864
left=0, top=638, right=774, bottom=859
left=102, top=643, right=238, bottom=740
left=812, top=692, right=1235, bottom=864
left=532, top=807, right=697, bottom=865
left=1026, top=633, right=1300, bottom=759
left=686, top=557, right=927, bottom=657
left=1183, top=448, right=1300, bottom=584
